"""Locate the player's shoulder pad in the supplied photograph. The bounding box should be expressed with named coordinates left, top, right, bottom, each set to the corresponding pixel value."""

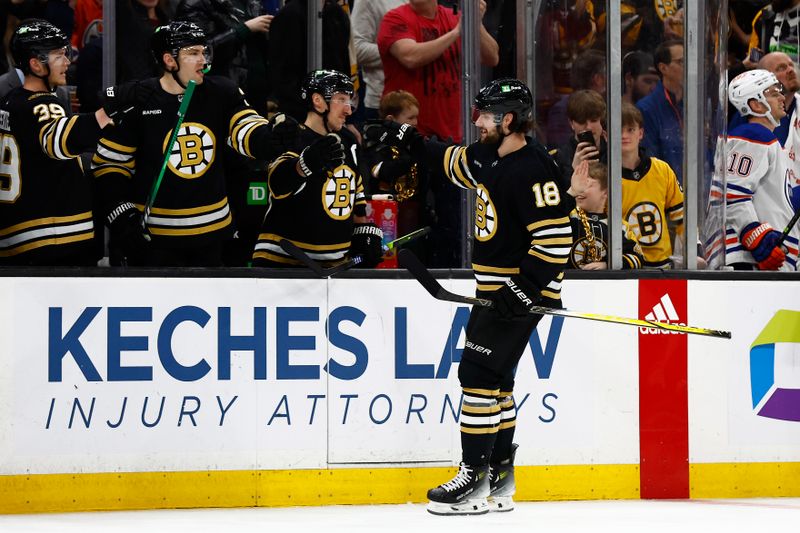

left=727, top=122, right=778, bottom=145
left=199, top=74, right=241, bottom=97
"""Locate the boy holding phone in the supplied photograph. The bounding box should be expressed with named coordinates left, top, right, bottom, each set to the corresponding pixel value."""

left=551, top=89, right=607, bottom=188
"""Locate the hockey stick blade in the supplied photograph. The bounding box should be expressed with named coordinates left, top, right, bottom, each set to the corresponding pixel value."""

left=279, top=239, right=361, bottom=277
left=398, top=249, right=731, bottom=339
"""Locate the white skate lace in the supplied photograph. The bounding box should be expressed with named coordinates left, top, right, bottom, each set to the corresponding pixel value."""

left=441, top=464, right=473, bottom=492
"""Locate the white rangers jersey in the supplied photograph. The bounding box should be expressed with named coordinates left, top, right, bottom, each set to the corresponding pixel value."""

left=724, top=123, right=800, bottom=270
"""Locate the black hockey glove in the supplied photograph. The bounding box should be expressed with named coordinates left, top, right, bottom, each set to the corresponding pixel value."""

left=264, top=113, right=300, bottom=159
left=364, top=119, right=425, bottom=157
left=107, top=202, right=150, bottom=264
left=374, top=149, right=413, bottom=184
left=350, top=223, right=384, bottom=268
left=298, top=134, right=345, bottom=177
left=491, top=275, right=540, bottom=320
left=101, top=81, right=145, bottom=125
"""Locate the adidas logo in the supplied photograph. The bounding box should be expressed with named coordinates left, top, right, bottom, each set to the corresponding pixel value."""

left=640, top=294, right=685, bottom=335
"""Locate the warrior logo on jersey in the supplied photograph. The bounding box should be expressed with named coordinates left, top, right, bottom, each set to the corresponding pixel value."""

left=163, top=122, right=216, bottom=179
left=323, top=165, right=355, bottom=220
left=626, top=201, right=663, bottom=245
left=475, top=185, right=497, bottom=241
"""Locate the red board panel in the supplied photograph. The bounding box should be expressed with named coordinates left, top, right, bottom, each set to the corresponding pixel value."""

left=638, top=279, right=689, bottom=499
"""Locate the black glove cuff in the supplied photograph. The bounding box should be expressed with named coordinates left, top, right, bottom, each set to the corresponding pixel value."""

left=353, top=224, right=383, bottom=238
left=107, top=202, right=138, bottom=227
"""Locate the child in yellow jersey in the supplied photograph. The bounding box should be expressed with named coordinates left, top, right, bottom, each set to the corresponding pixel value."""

left=620, top=103, right=684, bottom=268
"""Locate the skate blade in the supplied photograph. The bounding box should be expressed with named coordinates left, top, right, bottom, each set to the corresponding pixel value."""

left=427, top=498, right=489, bottom=516
left=488, top=495, right=515, bottom=512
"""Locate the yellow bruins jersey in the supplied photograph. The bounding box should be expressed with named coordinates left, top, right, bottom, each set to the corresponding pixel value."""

left=434, top=139, right=572, bottom=305
left=92, top=76, right=274, bottom=248
left=621, top=155, right=683, bottom=268
left=0, top=88, right=100, bottom=265
left=252, top=126, right=367, bottom=266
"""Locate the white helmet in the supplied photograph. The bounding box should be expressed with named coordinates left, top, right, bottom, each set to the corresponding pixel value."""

left=728, top=69, right=782, bottom=127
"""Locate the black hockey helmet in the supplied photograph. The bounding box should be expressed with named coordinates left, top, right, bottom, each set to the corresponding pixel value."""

left=151, top=21, right=207, bottom=69
left=473, top=78, right=533, bottom=130
left=11, top=19, right=70, bottom=73
left=301, top=69, right=354, bottom=106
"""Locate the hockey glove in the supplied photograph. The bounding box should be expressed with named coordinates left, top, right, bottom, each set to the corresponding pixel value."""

left=298, top=134, right=345, bottom=177
left=350, top=223, right=384, bottom=268
left=374, top=150, right=413, bottom=184
left=741, top=222, right=786, bottom=270
left=101, top=81, right=144, bottom=125
left=264, top=113, right=300, bottom=159
left=364, top=119, right=425, bottom=157
left=107, top=202, right=150, bottom=263
left=491, top=275, right=540, bottom=320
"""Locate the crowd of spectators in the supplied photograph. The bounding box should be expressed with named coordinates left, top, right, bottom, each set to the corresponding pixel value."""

left=0, top=0, right=796, bottom=271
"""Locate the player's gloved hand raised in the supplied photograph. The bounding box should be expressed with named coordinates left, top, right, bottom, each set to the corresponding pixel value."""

left=741, top=222, right=785, bottom=270
left=264, top=113, right=300, bottom=159
left=491, top=275, right=540, bottom=320
left=298, top=133, right=345, bottom=177
left=350, top=223, right=384, bottom=268
left=107, top=202, right=151, bottom=264
left=375, top=150, right=413, bottom=184
left=101, top=81, right=142, bottom=125
left=364, top=119, right=425, bottom=156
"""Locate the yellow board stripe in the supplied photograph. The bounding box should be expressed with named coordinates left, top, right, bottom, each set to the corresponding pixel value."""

left=690, top=462, right=800, bottom=498
left=0, top=464, right=640, bottom=514
left=3, top=462, right=797, bottom=514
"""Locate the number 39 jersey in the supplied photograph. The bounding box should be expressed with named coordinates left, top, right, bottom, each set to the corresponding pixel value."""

left=252, top=126, right=366, bottom=266
left=0, top=88, right=101, bottom=264
left=434, top=138, right=572, bottom=305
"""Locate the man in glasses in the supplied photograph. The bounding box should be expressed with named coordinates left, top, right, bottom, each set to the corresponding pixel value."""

left=724, top=69, right=800, bottom=271
left=92, top=21, right=295, bottom=266
left=252, top=69, right=383, bottom=269
left=0, top=19, right=114, bottom=265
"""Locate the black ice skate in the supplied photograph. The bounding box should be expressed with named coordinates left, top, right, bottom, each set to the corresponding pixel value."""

left=488, top=443, right=518, bottom=512
left=426, top=463, right=490, bottom=516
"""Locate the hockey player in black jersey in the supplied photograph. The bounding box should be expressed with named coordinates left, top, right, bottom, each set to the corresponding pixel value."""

left=0, top=20, right=114, bottom=265
left=251, top=70, right=383, bottom=268
left=92, top=21, right=295, bottom=266
left=381, top=79, right=572, bottom=514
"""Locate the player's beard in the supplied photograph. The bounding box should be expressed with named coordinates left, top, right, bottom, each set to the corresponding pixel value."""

left=479, top=126, right=502, bottom=144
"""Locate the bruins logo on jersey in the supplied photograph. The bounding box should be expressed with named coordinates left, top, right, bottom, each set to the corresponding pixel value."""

left=323, top=165, right=356, bottom=220
left=571, top=236, right=606, bottom=266
left=626, top=201, right=663, bottom=245
left=474, top=185, right=497, bottom=241
left=654, top=0, right=680, bottom=20
left=164, top=122, right=216, bottom=179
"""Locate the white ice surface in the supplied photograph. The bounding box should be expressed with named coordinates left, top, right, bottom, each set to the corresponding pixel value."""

left=1, top=499, right=798, bottom=533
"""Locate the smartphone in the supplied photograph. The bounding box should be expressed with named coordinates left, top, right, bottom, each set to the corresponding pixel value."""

left=748, top=48, right=764, bottom=63
left=576, top=130, right=596, bottom=147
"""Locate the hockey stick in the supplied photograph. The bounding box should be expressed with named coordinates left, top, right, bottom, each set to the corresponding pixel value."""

left=384, top=226, right=431, bottom=251
left=398, top=249, right=732, bottom=339
left=776, top=204, right=800, bottom=247
left=279, top=227, right=432, bottom=277
left=279, top=238, right=361, bottom=277
left=142, top=79, right=198, bottom=228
